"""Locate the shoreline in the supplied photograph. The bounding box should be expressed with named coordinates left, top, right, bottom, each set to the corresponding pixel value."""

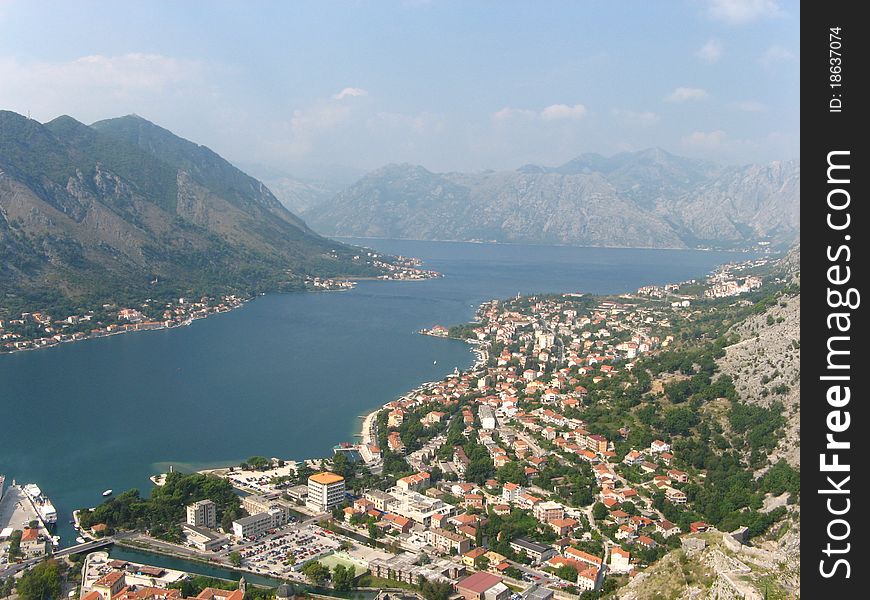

left=356, top=333, right=487, bottom=445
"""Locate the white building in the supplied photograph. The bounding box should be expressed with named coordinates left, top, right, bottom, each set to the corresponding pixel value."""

left=186, top=500, right=217, bottom=529
left=609, top=547, right=631, bottom=573
left=232, top=512, right=274, bottom=539
left=307, top=472, right=346, bottom=512
left=479, top=405, right=497, bottom=430
left=386, top=487, right=456, bottom=526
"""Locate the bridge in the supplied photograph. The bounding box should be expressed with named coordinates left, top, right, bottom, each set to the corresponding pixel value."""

left=0, top=537, right=115, bottom=579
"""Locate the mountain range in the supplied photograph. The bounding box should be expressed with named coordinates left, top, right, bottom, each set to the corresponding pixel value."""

left=0, top=111, right=382, bottom=315
left=296, top=149, right=799, bottom=249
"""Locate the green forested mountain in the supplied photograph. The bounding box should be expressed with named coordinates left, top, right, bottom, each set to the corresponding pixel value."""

left=0, top=110, right=381, bottom=315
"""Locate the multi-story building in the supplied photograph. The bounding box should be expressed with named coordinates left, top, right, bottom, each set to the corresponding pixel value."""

left=92, top=571, right=127, bottom=600
left=427, top=527, right=472, bottom=555
left=478, top=405, right=496, bottom=430
left=307, top=472, right=346, bottom=512
left=386, top=487, right=456, bottom=527
left=231, top=512, right=274, bottom=539
left=396, top=471, right=431, bottom=493
left=186, top=500, right=217, bottom=529
left=364, top=489, right=395, bottom=512
left=242, top=494, right=291, bottom=525
left=533, top=501, right=564, bottom=524
left=509, top=537, right=554, bottom=564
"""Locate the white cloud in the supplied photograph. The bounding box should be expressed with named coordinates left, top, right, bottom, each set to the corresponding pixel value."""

left=611, top=109, right=660, bottom=126
left=492, top=103, right=586, bottom=122
left=665, top=87, right=709, bottom=102
left=706, top=0, right=783, bottom=24
left=697, top=39, right=724, bottom=63
left=682, top=130, right=727, bottom=149
left=540, top=103, right=587, bottom=120
left=733, top=100, right=766, bottom=112
left=758, top=45, right=794, bottom=67
left=332, top=87, right=368, bottom=100
left=492, top=107, right=538, bottom=121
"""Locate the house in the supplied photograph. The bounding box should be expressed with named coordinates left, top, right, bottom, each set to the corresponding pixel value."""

left=463, top=547, right=488, bottom=568
left=19, top=528, right=46, bottom=556
left=516, top=493, right=541, bottom=509
left=397, top=471, right=431, bottom=492
left=609, top=547, right=631, bottom=573
left=422, top=411, right=447, bottom=426
left=196, top=588, right=244, bottom=600
left=456, top=572, right=510, bottom=600
left=576, top=567, right=600, bottom=592
left=491, top=504, right=511, bottom=516
left=667, top=469, right=689, bottom=483
left=92, top=572, right=126, bottom=600
left=690, top=521, right=710, bottom=533
left=387, top=409, right=405, bottom=428
left=564, top=547, right=603, bottom=570
left=650, top=440, right=671, bottom=453
left=549, top=518, right=579, bottom=536
left=657, top=519, right=681, bottom=537
left=636, top=535, right=657, bottom=549
left=464, top=494, right=485, bottom=509
left=383, top=513, right=413, bottom=533
left=623, top=450, right=644, bottom=466
left=665, top=488, right=687, bottom=505
left=610, top=510, right=630, bottom=525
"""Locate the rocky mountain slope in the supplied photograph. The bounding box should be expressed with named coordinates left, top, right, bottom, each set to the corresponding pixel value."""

left=303, top=149, right=799, bottom=249
left=718, top=244, right=800, bottom=468
left=0, top=111, right=380, bottom=315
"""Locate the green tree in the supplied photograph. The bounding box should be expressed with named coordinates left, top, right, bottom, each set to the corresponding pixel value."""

left=332, top=564, right=356, bottom=591
left=228, top=551, right=242, bottom=567
left=474, top=555, right=490, bottom=571
left=555, top=564, right=578, bottom=583
left=592, top=502, right=608, bottom=521
left=16, top=560, right=62, bottom=600
left=420, top=580, right=454, bottom=600
left=301, top=561, right=330, bottom=586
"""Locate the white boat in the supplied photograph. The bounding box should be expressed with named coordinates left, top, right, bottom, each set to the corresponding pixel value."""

left=37, top=499, right=57, bottom=524
left=76, top=536, right=86, bottom=544
left=23, top=484, right=58, bottom=523
left=102, top=489, right=113, bottom=497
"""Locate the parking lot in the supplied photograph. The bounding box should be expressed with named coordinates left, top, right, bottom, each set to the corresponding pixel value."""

left=226, top=522, right=342, bottom=579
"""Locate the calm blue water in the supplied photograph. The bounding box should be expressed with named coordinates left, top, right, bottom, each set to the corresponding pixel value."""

left=0, top=239, right=743, bottom=546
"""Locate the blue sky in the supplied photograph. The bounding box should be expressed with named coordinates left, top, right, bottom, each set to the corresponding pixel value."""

left=0, top=0, right=799, bottom=176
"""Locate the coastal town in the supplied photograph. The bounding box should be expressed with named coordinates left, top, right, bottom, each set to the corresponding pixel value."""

left=1, top=254, right=799, bottom=600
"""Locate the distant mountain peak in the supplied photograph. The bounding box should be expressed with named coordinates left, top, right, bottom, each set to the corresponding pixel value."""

left=302, top=150, right=799, bottom=250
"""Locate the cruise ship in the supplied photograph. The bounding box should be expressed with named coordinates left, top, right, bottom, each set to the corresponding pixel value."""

left=23, top=483, right=58, bottom=524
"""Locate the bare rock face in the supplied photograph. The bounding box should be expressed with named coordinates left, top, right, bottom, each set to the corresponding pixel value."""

left=303, top=150, right=799, bottom=250
left=718, top=295, right=800, bottom=468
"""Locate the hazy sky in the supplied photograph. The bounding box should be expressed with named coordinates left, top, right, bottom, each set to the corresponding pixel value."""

left=0, top=0, right=799, bottom=177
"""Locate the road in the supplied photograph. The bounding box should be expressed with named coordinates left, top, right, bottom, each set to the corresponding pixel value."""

left=0, top=537, right=115, bottom=579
